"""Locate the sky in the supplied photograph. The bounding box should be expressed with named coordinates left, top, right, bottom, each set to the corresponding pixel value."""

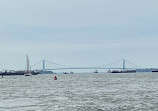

left=0, top=0, right=158, bottom=71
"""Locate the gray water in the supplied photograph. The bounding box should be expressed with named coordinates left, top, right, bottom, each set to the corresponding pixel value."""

left=0, top=73, right=158, bottom=111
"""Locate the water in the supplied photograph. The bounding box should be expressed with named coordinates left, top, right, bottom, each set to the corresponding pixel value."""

left=0, top=72, right=158, bottom=111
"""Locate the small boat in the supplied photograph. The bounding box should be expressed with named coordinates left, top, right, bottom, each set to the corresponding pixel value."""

left=24, top=55, right=32, bottom=76
left=70, top=71, right=74, bottom=74
left=107, top=69, right=111, bottom=73
left=24, top=72, right=32, bottom=76
left=63, top=72, right=68, bottom=74
left=94, top=70, right=98, bottom=73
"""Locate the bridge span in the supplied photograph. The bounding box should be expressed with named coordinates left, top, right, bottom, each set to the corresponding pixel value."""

left=31, top=59, right=142, bottom=71
left=46, top=67, right=135, bottom=70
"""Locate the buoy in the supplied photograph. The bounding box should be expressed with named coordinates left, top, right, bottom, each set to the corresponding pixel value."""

left=54, top=76, right=57, bottom=80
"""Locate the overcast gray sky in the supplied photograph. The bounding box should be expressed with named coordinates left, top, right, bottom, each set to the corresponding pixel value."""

left=0, top=0, right=158, bottom=70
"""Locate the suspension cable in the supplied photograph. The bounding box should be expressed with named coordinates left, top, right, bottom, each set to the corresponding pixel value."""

left=100, top=59, right=123, bottom=67
left=125, top=60, right=143, bottom=68
left=31, top=60, right=43, bottom=67
left=45, top=60, right=73, bottom=68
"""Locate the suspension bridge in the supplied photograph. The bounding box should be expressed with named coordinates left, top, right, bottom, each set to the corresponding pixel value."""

left=30, top=59, right=142, bottom=72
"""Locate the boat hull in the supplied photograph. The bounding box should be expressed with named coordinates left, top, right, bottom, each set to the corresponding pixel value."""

left=152, top=70, right=158, bottom=72
left=111, top=70, right=136, bottom=73
left=0, top=71, right=40, bottom=76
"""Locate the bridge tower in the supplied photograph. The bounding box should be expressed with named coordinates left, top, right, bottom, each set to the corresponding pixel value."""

left=43, top=60, right=46, bottom=71
left=123, top=59, right=125, bottom=70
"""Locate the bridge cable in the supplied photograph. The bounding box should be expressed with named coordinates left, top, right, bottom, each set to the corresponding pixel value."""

left=45, top=60, right=73, bottom=68
left=125, top=60, right=143, bottom=69
left=100, top=59, right=123, bottom=68
left=31, top=60, right=43, bottom=68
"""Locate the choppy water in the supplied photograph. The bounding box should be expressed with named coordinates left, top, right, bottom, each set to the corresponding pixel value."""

left=0, top=72, right=158, bottom=111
